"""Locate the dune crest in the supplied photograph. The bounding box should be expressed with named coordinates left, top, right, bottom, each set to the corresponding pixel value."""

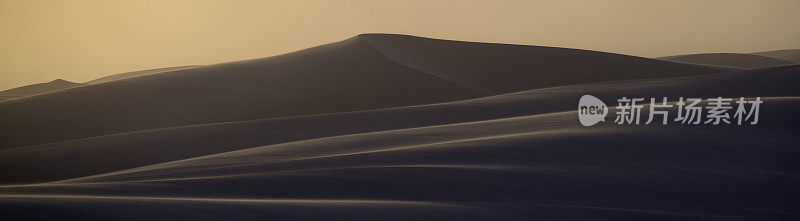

left=657, top=53, right=795, bottom=69
left=751, top=49, right=800, bottom=63
left=85, top=65, right=201, bottom=85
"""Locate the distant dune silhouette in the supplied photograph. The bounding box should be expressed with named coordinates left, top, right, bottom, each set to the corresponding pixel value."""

left=0, top=34, right=798, bottom=220
left=752, top=49, right=800, bottom=63
left=0, top=66, right=199, bottom=102
left=658, top=53, right=795, bottom=69
left=0, top=79, right=83, bottom=101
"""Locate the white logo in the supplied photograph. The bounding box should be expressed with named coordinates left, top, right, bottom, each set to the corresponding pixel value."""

left=578, top=95, right=608, bottom=126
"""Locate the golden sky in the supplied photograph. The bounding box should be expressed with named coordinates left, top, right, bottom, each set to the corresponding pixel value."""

left=1, top=0, right=799, bottom=90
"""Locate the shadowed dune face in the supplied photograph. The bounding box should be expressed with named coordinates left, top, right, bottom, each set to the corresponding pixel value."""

left=0, top=65, right=799, bottom=220
left=0, top=65, right=798, bottom=185
left=657, top=53, right=795, bottom=69
left=0, top=34, right=727, bottom=149
left=1, top=85, right=799, bottom=219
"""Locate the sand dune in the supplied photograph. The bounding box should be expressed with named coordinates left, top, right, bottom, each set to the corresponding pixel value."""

left=1, top=64, right=798, bottom=219
left=359, top=34, right=728, bottom=93
left=2, top=104, right=798, bottom=220
left=0, top=65, right=796, bottom=185
left=1, top=35, right=798, bottom=220
left=0, top=34, right=727, bottom=149
left=0, top=79, right=83, bottom=101
left=0, top=66, right=200, bottom=102
left=85, top=65, right=200, bottom=85
left=657, top=53, right=795, bottom=69
left=752, top=49, right=800, bottom=63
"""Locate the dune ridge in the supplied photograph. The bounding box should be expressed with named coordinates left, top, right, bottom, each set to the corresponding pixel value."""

left=657, top=53, right=795, bottom=69
left=752, top=49, right=800, bottom=63
left=0, top=66, right=201, bottom=102
left=85, top=65, right=201, bottom=85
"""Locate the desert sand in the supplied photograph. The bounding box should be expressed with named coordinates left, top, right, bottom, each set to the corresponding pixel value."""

left=0, top=34, right=798, bottom=220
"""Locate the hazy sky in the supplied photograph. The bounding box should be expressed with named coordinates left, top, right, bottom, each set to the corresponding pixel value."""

left=1, top=0, right=799, bottom=90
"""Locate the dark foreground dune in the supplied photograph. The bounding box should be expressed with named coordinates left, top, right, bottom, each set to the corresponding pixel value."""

left=0, top=35, right=798, bottom=220
left=0, top=65, right=797, bottom=185
left=1, top=64, right=799, bottom=220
